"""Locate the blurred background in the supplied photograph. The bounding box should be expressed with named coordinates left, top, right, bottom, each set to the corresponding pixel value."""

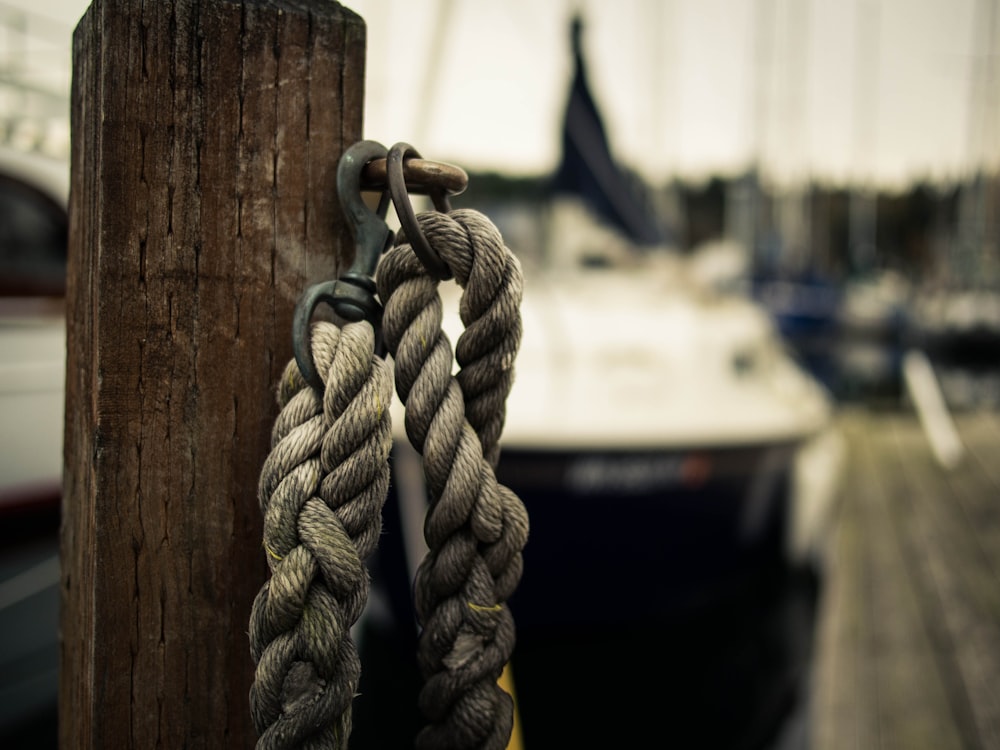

left=3, top=0, right=999, bottom=400
left=1, top=0, right=998, bottom=748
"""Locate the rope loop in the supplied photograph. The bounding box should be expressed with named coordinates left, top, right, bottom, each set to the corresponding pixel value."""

left=250, top=181, right=527, bottom=749
left=377, top=208, right=529, bottom=750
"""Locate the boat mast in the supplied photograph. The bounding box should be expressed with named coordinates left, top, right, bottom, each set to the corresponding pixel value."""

left=764, top=0, right=814, bottom=280
left=411, top=0, right=456, bottom=153
left=848, top=0, right=880, bottom=275
left=956, top=0, right=999, bottom=288
left=726, top=0, right=774, bottom=273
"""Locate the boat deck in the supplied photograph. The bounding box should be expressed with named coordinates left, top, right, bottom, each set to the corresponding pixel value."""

left=812, top=407, right=1000, bottom=750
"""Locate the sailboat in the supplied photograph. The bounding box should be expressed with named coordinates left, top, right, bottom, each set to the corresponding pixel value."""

left=354, top=15, right=841, bottom=750
left=0, top=5, right=842, bottom=744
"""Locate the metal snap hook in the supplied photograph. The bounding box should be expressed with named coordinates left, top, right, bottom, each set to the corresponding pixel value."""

left=292, top=140, right=394, bottom=391
left=337, top=140, right=395, bottom=285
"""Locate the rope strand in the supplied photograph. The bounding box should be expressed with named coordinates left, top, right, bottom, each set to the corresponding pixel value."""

left=249, top=207, right=527, bottom=750
left=378, top=209, right=528, bottom=750
left=250, top=321, right=393, bottom=749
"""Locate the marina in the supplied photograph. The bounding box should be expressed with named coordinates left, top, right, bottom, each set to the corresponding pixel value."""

left=2, top=1, right=1000, bottom=747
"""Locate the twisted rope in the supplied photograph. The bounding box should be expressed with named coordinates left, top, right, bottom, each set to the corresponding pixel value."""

left=250, top=321, right=393, bottom=750
left=249, top=207, right=527, bottom=750
left=377, top=208, right=529, bottom=750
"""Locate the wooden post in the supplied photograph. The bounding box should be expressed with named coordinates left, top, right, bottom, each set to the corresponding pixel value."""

left=60, top=1, right=365, bottom=746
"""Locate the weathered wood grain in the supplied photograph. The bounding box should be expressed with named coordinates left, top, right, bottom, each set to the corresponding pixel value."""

left=60, top=2, right=365, bottom=747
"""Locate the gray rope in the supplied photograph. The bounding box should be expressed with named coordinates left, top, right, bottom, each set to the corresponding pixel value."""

left=377, top=208, right=529, bottom=750
left=249, top=207, right=527, bottom=750
left=249, top=321, right=393, bottom=750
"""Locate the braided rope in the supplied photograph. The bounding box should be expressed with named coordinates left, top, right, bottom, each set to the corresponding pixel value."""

left=250, top=321, right=393, bottom=750
left=249, top=207, right=527, bottom=750
left=377, top=208, right=529, bottom=750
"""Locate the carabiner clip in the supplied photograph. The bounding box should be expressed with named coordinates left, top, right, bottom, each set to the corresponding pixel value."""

left=292, top=140, right=394, bottom=391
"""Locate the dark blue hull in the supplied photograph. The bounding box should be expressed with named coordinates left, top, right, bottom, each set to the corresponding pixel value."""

left=354, top=440, right=816, bottom=749
left=500, top=443, right=795, bottom=631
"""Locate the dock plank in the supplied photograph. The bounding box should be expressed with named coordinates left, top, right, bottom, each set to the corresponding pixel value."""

left=810, top=408, right=1000, bottom=750
left=882, top=418, right=990, bottom=749
left=949, top=412, right=1000, bottom=584
left=811, top=478, right=867, bottom=750
left=858, top=416, right=966, bottom=750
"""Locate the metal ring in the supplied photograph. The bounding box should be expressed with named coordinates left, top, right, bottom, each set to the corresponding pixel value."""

left=387, top=142, right=453, bottom=281
left=362, top=157, right=468, bottom=197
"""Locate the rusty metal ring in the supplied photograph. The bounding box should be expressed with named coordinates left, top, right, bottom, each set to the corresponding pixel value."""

left=362, top=157, right=468, bottom=197
left=386, top=142, right=454, bottom=281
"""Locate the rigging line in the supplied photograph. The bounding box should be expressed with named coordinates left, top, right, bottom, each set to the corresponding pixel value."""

left=412, top=0, right=456, bottom=153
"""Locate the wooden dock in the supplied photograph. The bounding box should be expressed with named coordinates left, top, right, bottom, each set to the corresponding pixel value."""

left=811, top=407, right=1000, bottom=750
